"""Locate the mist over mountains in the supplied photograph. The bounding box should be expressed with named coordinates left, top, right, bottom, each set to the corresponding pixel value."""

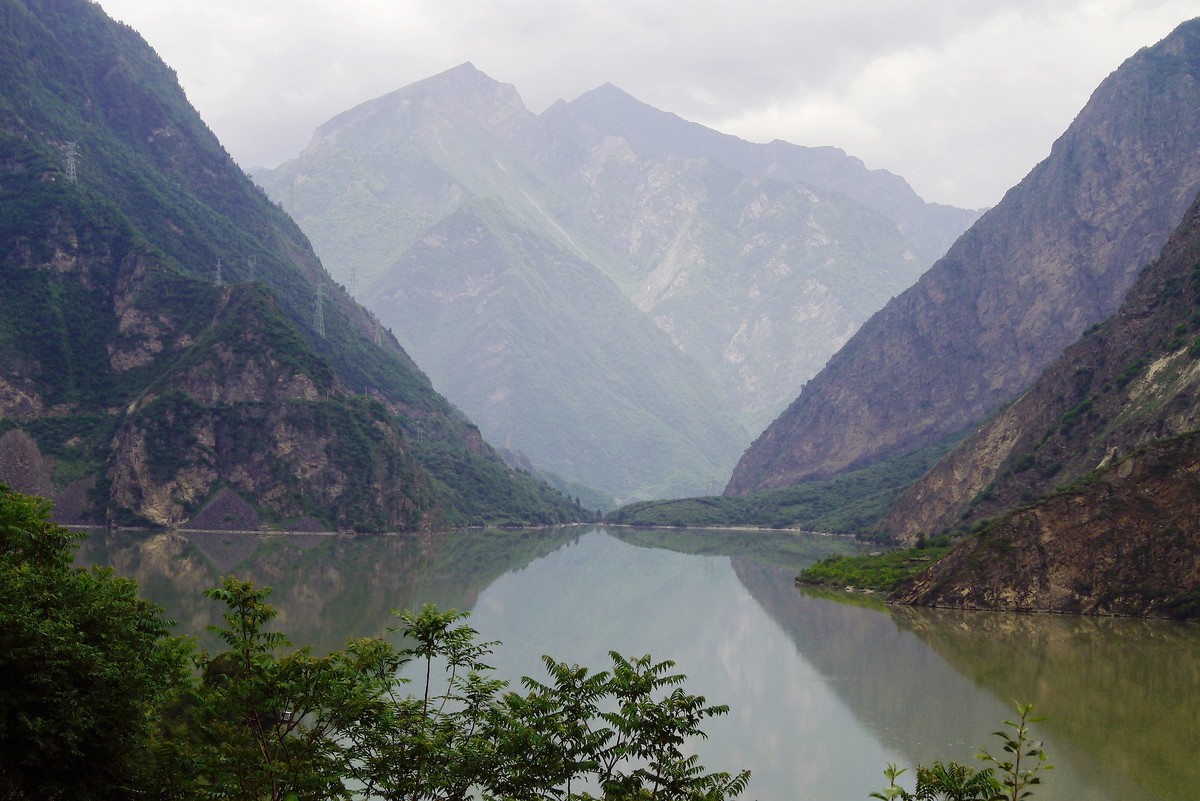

left=0, top=0, right=583, bottom=530
left=728, top=17, right=1200, bottom=497
left=254, top=64, right=978, bottom=502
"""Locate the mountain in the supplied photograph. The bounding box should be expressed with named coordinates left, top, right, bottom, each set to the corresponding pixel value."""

left=883, top=192, right=1200, bottom=544
left=727, top=17, right=1200, bottom=496
left=885, top=188, right=1200, bottom=616
left=254, top=65, right=976, bottom=499
left=0, top=0, right=582, bottom=529
left=542, top=83, right=978, bottom=264
left=370, top=197, right=748, bottom=500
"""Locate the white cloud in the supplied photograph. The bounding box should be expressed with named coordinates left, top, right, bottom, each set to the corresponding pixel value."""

left=96, top=0, right=1200, bottom=206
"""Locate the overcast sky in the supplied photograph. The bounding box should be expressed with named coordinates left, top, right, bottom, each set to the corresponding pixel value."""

left=95, top=0, right=1197, bottom=209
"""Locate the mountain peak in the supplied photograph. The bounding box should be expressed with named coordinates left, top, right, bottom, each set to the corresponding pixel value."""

left=726, top=15, right=1200, bottom=495
left=310, top=61, right=532, bottom=147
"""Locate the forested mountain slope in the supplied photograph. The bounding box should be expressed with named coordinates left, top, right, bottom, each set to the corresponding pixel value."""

left=0, top=0, right=581, bottom=529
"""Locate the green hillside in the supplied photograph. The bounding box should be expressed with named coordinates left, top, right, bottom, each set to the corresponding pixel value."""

left=0, top=0, right=582, bottom=529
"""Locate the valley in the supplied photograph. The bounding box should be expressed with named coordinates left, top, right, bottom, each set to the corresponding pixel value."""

left=7, top=1, right=1200, bottom=798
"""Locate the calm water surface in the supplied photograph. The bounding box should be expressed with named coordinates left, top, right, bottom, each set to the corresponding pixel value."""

left=79, top=525, right=1200, bottom=801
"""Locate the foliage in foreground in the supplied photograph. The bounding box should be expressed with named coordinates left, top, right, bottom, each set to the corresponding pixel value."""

left=0, top=484, right=745, bottom=800
left=0, top=486, right=189, bottom=801
left=169, top=585, right=751, bottom=801
left=871, top=704, right=1052, bottom=801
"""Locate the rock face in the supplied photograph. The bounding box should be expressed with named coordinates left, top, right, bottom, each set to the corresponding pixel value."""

left=884, top=189, right=1200, bottom=544
left=101, top=285, right=432, bottom=530
left=727, top=17, right=1200, bottom=495
left=887, top=189, right=1200, bottom=616
left=0, top=0, right=581, bottom=529
left=255, top=64, right=976, bottom=500
left=891, top=431, right=1200, bottom=618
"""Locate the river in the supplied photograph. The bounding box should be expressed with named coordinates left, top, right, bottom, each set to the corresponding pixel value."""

left=77, top=525, right=1200, bottom=801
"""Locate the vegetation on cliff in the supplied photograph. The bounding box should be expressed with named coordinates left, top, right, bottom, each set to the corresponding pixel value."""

left=727, top=17, right=1200, bottom=496
left=0, top=0, right=582, bottom=529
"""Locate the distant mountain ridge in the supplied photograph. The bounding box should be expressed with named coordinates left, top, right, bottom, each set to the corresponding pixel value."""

left=255, top=64, right=977, bottom=500
left=0, top=0, right=582, bottom=529
left=727, top=17, right=1200, bottom=496
left=542, top=83, right=978, bottom=263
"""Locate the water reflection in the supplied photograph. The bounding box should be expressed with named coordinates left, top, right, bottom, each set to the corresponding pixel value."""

left=77, top=525, right=1200, bottom=801
left=889, top=605, right=1200, bottom=801
left=76, top=526, right=583, bottom=653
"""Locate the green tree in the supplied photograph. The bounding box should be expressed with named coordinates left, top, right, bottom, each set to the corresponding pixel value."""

left=0, top=485, right=189, bottom=800
left=870, top=704, right=1051, bottom=801
left=180, top=585, right=750, bottom=801
left=177, top=577, right=398, bottom=800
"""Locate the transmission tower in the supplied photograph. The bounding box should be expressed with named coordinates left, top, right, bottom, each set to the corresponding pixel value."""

left=215, top=257, right=223, bottom=287
left=247, top=254, right=257, bottom=282
left=314, top=285, right=326, bottom=339
left=347, top=265, right=358, bottom=298
left=64, top=141, right=79, bottom=183
left=372, top=312, right=382, bottom=346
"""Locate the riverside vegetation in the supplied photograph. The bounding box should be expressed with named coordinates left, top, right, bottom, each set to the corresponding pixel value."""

left=1, top=483, right=1052, bottom=800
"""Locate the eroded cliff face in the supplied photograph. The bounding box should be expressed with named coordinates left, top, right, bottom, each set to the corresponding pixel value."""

left=107, top=394, right=428, bottom=530
left=0, top=201, right=435, bottom=530
left=891, top=432, right=1200, bottom=618
left=882, top=189, right=1200, bottom=543
left=104, top=274, right=434, bottom=530
left=727, top=17, right=1200, bottom=495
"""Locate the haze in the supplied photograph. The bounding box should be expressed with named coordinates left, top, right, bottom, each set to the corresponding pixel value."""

left=95, top=0, right=1194, bottom=208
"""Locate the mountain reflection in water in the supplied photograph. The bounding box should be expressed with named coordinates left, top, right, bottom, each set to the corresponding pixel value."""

left=78, top=526, right=1199, bottom=801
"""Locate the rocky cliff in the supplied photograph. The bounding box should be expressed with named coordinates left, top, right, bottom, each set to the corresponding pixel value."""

left=891, top=431, right=1200, bottom=618
left=0, top=0, right=581, bottom=529
left=886, top=189, right=1200, bottom=615
left=883, top=190, right=1200, bottom=543
left=727, top=17, right=1200, bottom=495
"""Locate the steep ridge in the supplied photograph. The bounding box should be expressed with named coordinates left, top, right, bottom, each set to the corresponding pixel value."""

left=256, top=65, right=972, bottom=496
left=370, top=197, right=748, bottom=501
left=727, top=17, right=1200, bottom=495
left=884, top=192, right=1200, bottom=543
left=889, top=191, right=1200, bottom=616
left=0, top=0, right=580, bottom=528
left=543, top=83, right=979, bottom=263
